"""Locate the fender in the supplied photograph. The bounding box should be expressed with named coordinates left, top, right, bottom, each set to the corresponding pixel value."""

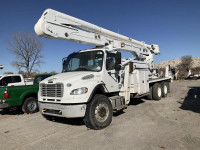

left=19, top=88, right=38, bottom=105
left=87, top=83, right=106, bottom=103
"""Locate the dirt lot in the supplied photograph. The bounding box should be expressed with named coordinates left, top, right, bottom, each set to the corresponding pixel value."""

left=0, top=80, right=200, bottom=150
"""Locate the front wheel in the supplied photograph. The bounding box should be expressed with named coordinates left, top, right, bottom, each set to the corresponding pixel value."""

left=22, top=97, right=38, bottom=114
left=84, top=94, right=113, bottom=130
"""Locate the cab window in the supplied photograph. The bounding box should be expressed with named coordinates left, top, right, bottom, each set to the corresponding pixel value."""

left=0, top=76, right=12, bottom=86
left=106, top=53, right=116, bottom=70
left=13, top=76, right=21, bottom=83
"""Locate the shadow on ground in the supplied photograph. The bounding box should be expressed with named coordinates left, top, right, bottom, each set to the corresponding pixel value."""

left=113, top=98, right=145, bottom=117
left=113, top=98, right=144, bottom=116
left=0, top=98, right=145, bottom=125
left=44, top=115, right=85, bottom=126
left=179, top=86, right=200, bottom=113
left=0, top=107, right=24, bottom=115
left=129, top=98, right=145, bottom=106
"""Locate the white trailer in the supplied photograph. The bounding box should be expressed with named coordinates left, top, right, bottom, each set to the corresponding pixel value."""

left=35, top=9, right=171, bottom=129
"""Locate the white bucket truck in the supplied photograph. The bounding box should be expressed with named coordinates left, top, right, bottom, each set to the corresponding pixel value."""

left=35, top=9, right=171, bottom=129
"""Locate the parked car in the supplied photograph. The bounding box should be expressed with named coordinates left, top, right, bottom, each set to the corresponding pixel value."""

left=0, top=74, right=33, bottom=86
left=0, top=73, right=56, bottom=113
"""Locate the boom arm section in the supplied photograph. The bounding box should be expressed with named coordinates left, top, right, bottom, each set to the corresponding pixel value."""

left=35, top=9, right=160, bottom=64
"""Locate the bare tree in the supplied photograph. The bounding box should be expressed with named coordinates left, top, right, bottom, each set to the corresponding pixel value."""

left=178, top=55, right=193, bottom=72
left=8, top=32, right=43, bottom=77
left=50, top=70, right=57, bottom=74
left=4, top=72, right=14, bottom=74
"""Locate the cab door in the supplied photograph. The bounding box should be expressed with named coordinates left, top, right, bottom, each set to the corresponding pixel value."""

left=102, top=52, right=121, bottom=92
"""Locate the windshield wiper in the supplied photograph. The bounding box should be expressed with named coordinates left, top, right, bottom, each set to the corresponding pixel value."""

left=74, top=68, right=90, bottom=71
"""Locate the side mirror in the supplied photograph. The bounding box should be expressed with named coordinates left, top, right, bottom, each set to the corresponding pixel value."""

left=63, top=59, right=66, bottom=66
left=115, top=52, right=121, bottom=71
left=62, top=57, right=67, bottom=72
left=115, top=64, right=121, bottom=71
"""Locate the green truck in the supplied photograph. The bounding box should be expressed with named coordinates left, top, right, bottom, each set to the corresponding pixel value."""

left=0, top=74, right=55, bottom=113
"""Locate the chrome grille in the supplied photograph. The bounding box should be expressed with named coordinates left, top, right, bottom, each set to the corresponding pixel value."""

left=40, top=83, right=63, bottom=97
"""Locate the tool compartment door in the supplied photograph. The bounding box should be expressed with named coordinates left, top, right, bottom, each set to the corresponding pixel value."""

left=138, top=70, right=149, bottom=94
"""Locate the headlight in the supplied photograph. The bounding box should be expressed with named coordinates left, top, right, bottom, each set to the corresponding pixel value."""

left=70, top=87, right=88, bottom=95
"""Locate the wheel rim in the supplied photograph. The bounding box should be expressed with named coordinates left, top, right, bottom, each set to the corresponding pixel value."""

left=164, top=85, right=167, bottom=94
left=95, top=102, right=109, bottom=122
left=158, top=87, right=162, bottom=97
left=27, top=101, right=37, bottom=111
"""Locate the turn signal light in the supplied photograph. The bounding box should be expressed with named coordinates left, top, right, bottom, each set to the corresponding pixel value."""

left=4, top=91, right=9, bottom=99
left=121, top=42, right=125, bottom=47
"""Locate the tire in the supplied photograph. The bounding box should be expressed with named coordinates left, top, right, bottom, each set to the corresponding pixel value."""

left=166, top=82, right=170, bottom=93
left=83, top=94, right=113, bottom=130
left=3, top=108, right=10, bottom=112
left=152, top=83, right=162, bottom=100
left=22, top=97, right=38, bottom=114
left=147, top=86, right=153, bottom=100
left=161, top=82, right=168, bottom=97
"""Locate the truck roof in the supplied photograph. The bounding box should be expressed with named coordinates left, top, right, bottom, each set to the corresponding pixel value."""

left=34, top=73, right=56, bottom=77
left=0, top=74, right=22, bottom=77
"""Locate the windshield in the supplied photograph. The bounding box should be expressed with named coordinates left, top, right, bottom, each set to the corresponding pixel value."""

left=63, top=51, right=104, bottom=72
left=34, top=75, right=54, bottom=84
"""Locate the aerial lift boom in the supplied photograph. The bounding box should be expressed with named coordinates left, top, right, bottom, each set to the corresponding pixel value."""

left=35, top=9, right=160, bottom=68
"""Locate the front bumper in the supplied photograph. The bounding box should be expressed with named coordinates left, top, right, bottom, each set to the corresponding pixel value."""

left=38, top=102, right=86, bottom=118
left=0, top=102, right=9, bottom=109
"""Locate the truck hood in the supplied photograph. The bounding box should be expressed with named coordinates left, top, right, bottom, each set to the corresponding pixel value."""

left=40, top=72, right=99, bottom=84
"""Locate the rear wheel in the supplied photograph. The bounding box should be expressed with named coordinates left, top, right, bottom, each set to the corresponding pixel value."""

left=84, top=94, right=113, bottom=130
left=166, top=82, right=170, bottom=93
left=152, top=83, right=162, bottom=100
left=147, top=86, right=153, bottom=100
left=161, top=82, right=168, bottom=97
left=22, top=97, right=38, bottom=114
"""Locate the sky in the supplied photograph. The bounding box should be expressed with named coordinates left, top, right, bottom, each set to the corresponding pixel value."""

left=0, top=0, right=200, bottom=73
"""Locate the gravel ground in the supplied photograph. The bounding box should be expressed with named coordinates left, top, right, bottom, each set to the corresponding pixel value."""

left=0, top=80, right=200, bottom=150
